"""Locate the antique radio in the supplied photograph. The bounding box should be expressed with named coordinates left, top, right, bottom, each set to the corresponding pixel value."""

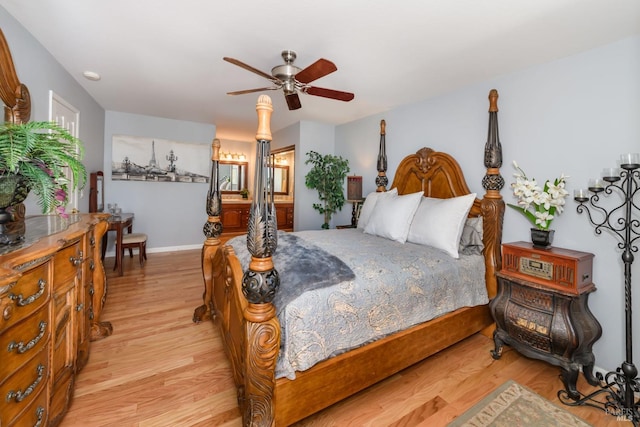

left=501, top=241, right=594, bottom=294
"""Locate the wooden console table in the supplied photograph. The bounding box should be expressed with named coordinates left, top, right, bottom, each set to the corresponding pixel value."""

left=102, top=213, right=134, bottom=276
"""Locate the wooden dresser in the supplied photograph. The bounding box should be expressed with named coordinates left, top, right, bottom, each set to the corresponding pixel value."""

left=221, top=201, right=294, bottom=239
left=0, top=213, right=110, bottom=427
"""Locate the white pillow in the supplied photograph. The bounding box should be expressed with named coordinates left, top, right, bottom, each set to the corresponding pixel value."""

left=364, top=191, right=423, bottom=243
left=357, top=188, right=398, bottom=230
left=407, top=193, right=477, bottom=258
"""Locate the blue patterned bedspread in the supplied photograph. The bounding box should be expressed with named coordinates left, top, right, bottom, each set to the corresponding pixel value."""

left=227, top=228, right=488, bottom=380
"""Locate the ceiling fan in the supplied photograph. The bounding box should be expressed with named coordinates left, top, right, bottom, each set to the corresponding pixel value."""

left=223, top=50, right=355, bottom=110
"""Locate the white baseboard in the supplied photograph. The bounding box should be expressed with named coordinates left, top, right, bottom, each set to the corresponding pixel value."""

left=103, top=244, right=202, bottom=257
left=147, top=244, right=202, bottom=253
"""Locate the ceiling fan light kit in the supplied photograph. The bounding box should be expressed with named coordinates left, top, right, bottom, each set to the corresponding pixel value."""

left=224, top=50, right=354, bottom=110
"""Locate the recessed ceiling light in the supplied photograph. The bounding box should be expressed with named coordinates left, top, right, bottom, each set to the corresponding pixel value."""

left=82, top=71, right=101, bottom=81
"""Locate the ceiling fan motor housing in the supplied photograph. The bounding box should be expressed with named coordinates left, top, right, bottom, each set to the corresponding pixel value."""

left=272, top=51, right=301, bottom=94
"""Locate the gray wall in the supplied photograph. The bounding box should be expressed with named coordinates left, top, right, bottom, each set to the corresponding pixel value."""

left=273, top=120, right=337, bottom=231
left=102, top=111, right=215, bottom=253
left=0, top=8, right=105, bottom=214
left=334, top=35, right=640, bottom=375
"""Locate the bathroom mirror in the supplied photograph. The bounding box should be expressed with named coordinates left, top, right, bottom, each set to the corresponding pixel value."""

left=219, top=161, right=248, bottom=193
left=273, top=165, right=289, bottom=195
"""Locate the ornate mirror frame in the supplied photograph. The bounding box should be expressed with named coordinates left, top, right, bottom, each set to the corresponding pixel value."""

left=0, top=28, right=31, bottom=234
left=0, top=28, right=31, bottom=124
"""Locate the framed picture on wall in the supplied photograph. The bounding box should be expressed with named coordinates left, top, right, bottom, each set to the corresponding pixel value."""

left=111, top=134, right=210, bottom=183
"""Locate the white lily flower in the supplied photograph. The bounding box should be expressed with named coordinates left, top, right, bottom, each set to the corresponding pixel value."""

left=508, top=161, right=569, bottom=231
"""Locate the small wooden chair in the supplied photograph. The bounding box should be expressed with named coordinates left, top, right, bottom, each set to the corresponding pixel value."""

left=120, top=232, right=147, bottom=267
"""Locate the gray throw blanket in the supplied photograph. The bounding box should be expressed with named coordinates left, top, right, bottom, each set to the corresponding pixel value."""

left=227, top=231, right=356, bottom=313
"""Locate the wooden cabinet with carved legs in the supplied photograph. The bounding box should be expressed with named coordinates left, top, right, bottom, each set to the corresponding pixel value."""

left=490, top=242, right=602, bottom=400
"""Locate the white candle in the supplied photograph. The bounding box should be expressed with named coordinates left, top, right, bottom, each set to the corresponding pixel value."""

left=589, top=178, right=604, bottom=189
left=620, top=153, right=640, bottom=166
left=574, top=189, right=588, bottom=199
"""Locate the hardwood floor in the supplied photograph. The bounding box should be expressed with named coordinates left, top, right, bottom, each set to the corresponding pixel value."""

left=61, top=249, right=628, bottom=426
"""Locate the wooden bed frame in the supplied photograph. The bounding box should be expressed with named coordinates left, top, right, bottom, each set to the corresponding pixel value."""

left=194, top=90, right=505, bottom=426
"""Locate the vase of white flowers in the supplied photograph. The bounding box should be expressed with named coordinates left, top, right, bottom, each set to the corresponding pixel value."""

left=508, top=161, right=569, bottom=248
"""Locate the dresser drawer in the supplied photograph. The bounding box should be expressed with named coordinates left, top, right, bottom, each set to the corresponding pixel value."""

left=0, top=303, right=50, bottom=381
left=1, top=262, right=50, bottom=334
left=6, top=384, right=47, bottom=427
left=54, top=241, right=82, bottom=285
left=0, top=346, right=49, bottom=426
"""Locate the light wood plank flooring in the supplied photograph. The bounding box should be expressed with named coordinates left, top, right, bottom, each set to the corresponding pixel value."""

left=61, top=249, right=628, bottom=426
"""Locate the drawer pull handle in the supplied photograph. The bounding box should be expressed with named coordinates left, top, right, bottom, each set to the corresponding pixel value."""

left=9, top=279, right=46, bottom=307
left=76, top=303, right=84, bottom=312
left=90, top=259, right=95, bottom=271
left=8, top=321, right=47, bottom=354
left=6, top=364, right=44, bottom=403
left=34, top=406, right=45, bottom=427
left=89, top=285, right=95, bottom=296
left=89, top=307, right=94, bottom=320
left=90, top=236, right=96, bottom=246
left=70, top=250, right=84, bottom=266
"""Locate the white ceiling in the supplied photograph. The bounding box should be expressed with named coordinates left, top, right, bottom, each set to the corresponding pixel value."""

left=1, top=0, right=639, bottom=142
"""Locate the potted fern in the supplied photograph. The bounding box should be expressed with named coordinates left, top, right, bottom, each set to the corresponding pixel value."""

left=305, top=150, right=350, bottom=229
left=0, top=121, right=87, bottom=218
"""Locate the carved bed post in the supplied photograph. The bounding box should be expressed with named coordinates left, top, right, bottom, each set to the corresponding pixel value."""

left=193, top=138, right=223, bottom=323
left=481, top=89, right=505, bottom=299
left=376, top=119, right=388, bottom=192
left=241, top=95, right=281, bottom=426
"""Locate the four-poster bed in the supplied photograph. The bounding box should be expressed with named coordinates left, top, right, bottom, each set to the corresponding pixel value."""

left=194, top=90, right=505, bottom=426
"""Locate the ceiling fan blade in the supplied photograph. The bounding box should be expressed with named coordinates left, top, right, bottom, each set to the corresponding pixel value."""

left=223, top=57, right=277, bottom=82
left=305, top=86, right=355, bottom=102
left=227, top=87, right=277, bottom=96
left=285, top=93, right=301, bottom=110
left=294, top=59, right=337, bottom=84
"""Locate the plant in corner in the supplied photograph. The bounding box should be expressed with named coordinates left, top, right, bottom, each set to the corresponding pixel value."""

left=508, top=161, right=569, bottom=231
left=0, top=121, right=87, bottom=218
left=305, top=150, right=350, bottom=229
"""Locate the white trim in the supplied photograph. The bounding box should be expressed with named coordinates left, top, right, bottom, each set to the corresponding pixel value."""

left=49, top=91, right=81, bottom=212
left=103, top=243, right=202, bottom=257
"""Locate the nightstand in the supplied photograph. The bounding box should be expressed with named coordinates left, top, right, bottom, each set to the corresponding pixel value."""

left=490, top=242, right=602, bottom=399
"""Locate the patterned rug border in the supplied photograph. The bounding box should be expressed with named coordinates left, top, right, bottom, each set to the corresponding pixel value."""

left=448, top=380, right=593, bottom=427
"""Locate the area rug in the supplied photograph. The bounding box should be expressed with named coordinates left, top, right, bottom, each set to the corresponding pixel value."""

left=448, top=380, right=592, bottom=427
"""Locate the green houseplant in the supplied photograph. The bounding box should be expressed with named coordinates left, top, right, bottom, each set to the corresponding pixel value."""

left=0, top=121, right=87, bottom=217
left=305, top=150, right=350, bottom=229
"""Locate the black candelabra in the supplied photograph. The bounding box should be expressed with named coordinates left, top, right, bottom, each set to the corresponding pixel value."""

left=561, top=153, right=640, bottom=425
